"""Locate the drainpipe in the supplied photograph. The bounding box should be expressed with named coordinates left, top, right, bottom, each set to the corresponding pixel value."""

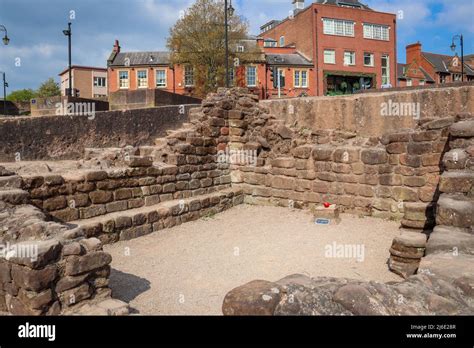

left=312, top=7, right=319, bottom=96
left=393, top=18, right=397, bottom=87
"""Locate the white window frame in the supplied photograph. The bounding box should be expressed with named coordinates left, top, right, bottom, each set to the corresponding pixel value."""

left=406, top=79, right=412, bottom=87
left=323, top=18, right=355, bottom=37
left=344, top=51, right=356, bottom=66
left=324, top=49, right=336, bottom=64
left=279, top=36, right=285, bottom=47
left=246, top=66, right=257, bottom=87
left=294, top=69, right=308, bottom=88
left=419, top=80, right=425, bottom=86
left=364, top=52, right=374, bottom=67
left=264, top=41, right=277, bottom=48
left=118, top=70, right=129, bottom=89
left=93, top=76, right=106, bottom=87
left=381, top=54, right=390, bottom=85
left=363, top=23, right=390, bottom=41
left=184, top=66, right=194, bottom=87
left=155, top=69, right=167, bottom=88
left=137, top=70, right=148, bottom=88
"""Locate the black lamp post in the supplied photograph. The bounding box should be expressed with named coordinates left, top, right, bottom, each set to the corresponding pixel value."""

left=0, top=25, right=9, bottom=45
left=451, top=34, right=464, bottom=82
left=1, top=71, right=8, bottom=115
left=225, top=0, right=235, bottom=88
left=63, top=22, right=72, bottom=96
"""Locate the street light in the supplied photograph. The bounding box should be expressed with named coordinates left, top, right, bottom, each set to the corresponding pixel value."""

left=0, top=71, right=8, bottom=115
left=225, top=0, right=235, bottom=88
left=63, top=22, right=72, bottom=96
left=451, top=34, right=464, bottom=82
left=0, top=25, right=9, bottom=45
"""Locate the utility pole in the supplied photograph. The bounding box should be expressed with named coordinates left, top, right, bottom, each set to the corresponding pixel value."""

left=63, top=22, right=72, bottom=96
left=1, top=72, right=7, bottom=115
left=225, top=0, right=229, bottom=88
left=277, top=68, right=281, bottom=99
left=451, top=34, right=464, bottom=82
left=224, top=0, right=234, bottom=88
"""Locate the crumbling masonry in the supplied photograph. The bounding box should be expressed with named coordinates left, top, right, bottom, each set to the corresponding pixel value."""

left=0, top=85, right=473, bottom=315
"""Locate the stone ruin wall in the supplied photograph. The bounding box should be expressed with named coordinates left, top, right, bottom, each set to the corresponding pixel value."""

left=0, top=84, right=473, bottom=316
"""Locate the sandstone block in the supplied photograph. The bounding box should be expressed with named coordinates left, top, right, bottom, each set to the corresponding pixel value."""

left=361, top=149, right=387, bottom=165
left=65, top=252, right=112, bottom=276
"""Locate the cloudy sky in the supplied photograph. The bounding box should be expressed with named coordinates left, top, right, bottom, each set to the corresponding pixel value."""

left=0, top=0, right=473, bottom=91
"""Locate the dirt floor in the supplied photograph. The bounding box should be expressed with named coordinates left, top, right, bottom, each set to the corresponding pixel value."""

left=105, top=204, right=403, bottom=315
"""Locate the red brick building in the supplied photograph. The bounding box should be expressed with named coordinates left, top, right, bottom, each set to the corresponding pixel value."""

left=259, top=0, right=397, bottom=96
left=107, top=40, right=195, bottom=96
left=108, top=0, right=398, bottom=99
left=107, top=38, right=314, bottom=100
left=233, top=37, right=314, bottom=99
left=398, top=42, right=474, bottom=87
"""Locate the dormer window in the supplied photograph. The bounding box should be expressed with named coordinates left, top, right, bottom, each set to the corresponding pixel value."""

left=279, top=36, right=285, bottom=47
left=237, top=45, right=245, bottom=53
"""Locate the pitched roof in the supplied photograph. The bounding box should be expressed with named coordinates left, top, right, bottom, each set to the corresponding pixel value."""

left=109, top=51, right=171, bottom=67
left=265, top=52, right=313, bottom=66
left=397, top=63, right=435, bottom=83
left=422, top=52, right=474, bottom=76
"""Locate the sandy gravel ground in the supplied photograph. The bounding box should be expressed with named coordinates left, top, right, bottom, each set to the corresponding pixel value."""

left=105, top=205, right=403, bottom=315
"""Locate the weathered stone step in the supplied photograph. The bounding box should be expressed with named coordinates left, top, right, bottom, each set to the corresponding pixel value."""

left=439, top=171, right=474, bottom=194
left=436, top=194, right=474, bottom=228
left=426, top=225, right=474, bottom=256
left=0, top=189, right=29, bottom=204
left=154, top=138, right=168, bottom=147
left=139, top=146, right=159, bottom=157
left=0, top=165, right=15, bottom=176
left=450, top=120, right=474, bottom=138
left=68, top=187, right=244, bottom=244
left=442, top=149, right=469, bottom=170
left=418, top=253, right=474, bottom=283
left=166, top=128, right=197, bottom=140
left=0, top=175, right=22, bottom=189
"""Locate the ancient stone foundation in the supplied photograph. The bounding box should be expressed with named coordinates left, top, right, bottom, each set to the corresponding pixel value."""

left=1, top=85, right=473, bottom=315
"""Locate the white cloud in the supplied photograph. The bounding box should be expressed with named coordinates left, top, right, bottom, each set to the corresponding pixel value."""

left=140, top=0, right=194, bottom=26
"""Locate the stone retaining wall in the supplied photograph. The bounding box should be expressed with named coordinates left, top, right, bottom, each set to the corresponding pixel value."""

left=0, top=197, right=127, bottom=315
left=262, top=84, right=474, bottom=137
left=0, top=104, right=198, bottom=162
left=218, top=88, right=469, bottom=222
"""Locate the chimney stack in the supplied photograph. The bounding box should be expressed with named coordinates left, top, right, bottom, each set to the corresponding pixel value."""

left=406, top=41, right=422, bottom=64
left=113, top=39, right=121, bottom=53
left=293, top=0, right=305, bottom=11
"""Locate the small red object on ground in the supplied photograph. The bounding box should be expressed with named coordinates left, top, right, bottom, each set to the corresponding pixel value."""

left=323, top=202, right=331, bottom=208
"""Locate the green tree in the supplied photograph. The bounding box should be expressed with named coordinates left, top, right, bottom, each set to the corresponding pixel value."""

left=36, top=78, right=61, bottom=98
left=167, top=0, right=258, bottom=97
left=7, top=89, right=36, bottom=102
